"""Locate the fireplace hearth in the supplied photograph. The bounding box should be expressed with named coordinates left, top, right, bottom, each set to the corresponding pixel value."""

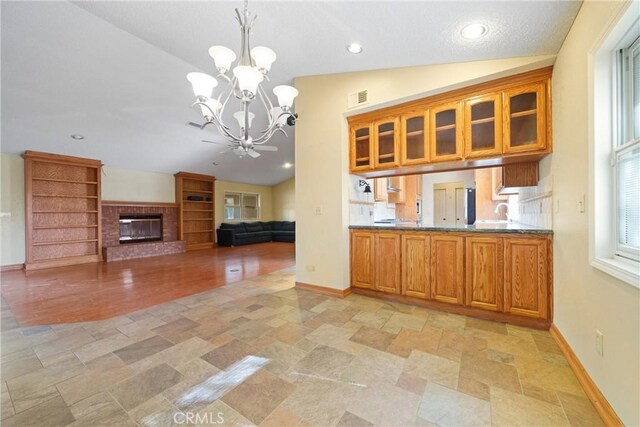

left=119, top=214, right=162, bottom=244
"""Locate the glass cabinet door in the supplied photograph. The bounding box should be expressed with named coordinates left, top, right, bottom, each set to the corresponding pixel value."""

left=430, top=102, right=463, bottom=162
left=401, top=111, right=429, bottom=165
left=374, top=117, right=400, bottom=168
left=464, top=94, right=502, bottom=158
left=350, top=123, right=373, bottom=171
left=503, top=83, right=546, bottom=153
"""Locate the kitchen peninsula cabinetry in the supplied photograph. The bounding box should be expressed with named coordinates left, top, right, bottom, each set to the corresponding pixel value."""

left=348, top=67, right=552, bottom=177
left=349, top=226, right=553, bottom=328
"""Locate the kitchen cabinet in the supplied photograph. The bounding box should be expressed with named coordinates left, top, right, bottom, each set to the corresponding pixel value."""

left=401, top=111, right=429, bottom=165
left=504, top=237, right=548, bottom=318
left=374, top=178, right=388, bottom=202
left=395, top=175, right=419, bottom=220
left=430, top=235, right=465, bottom=304
left=375, top=233, right=402, bottom=294
left=387, top=176, right=406, bottom=204
left=401, top=234, right=430, bottom=298
left=430, top=101, right=464, bottom=163
left=349, top=228, right=552, bottom=328
left=350, top=230, right=375, bottom=289
left=347, top=67, right=552, bottom=177
left=503, top=83, right=547, bottom=153
left=373, top=117, right=400, bottom=169
left=350, top=123, right=373, bottom=172
left=464, top=94, right=502, bottom=158
left=465, top=237, right=504, bottom=312
left=493, top=163, right=539, bottom=196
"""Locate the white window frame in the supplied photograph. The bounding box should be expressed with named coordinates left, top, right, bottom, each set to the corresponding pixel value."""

left=589, top=0, right=640, bottom=288
left=223, top=191, right=261, bottom=221
left=613, top=36, right=640, bottom=262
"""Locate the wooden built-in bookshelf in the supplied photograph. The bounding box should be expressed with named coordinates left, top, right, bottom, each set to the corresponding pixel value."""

left=175, top=171, right=216, bottom=251
left=23, top=151, right=103, bottom=270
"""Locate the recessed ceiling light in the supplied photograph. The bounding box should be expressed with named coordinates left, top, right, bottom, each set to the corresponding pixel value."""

left=70, top=134, right=85, bottom=140
left=283, top=162, right=293, bottom=168
left=347, top=43, right=363, bottom=54
left=461, top=23, right=488, bottom=40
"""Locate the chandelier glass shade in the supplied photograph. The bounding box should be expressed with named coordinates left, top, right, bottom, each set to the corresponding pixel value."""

left=186, top=0, right=298, bottom=150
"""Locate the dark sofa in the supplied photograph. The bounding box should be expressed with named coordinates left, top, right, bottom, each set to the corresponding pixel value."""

left=216, top=221, right=295, bottom=246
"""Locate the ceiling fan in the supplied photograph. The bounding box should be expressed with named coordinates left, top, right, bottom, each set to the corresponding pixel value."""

left=202, top=139, right=278, bottom=158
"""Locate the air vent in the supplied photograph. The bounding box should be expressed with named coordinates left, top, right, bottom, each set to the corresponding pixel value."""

left=347, top=89, right=368, bottom=109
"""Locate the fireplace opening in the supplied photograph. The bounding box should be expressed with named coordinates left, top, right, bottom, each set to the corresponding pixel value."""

left=119, top=214, right=162, bottom=244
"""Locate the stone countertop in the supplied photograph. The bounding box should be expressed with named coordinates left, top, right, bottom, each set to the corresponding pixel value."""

left=349, top=222, right=553, bottom=234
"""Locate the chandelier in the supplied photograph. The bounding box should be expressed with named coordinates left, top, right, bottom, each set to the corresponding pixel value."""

left=186, top=0, right=298, bottom=154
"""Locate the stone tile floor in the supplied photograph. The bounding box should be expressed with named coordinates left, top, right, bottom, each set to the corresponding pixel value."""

left=0, top=268, right=603, bottom=426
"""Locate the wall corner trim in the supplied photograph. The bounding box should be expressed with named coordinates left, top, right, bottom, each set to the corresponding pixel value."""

left=295, top=282, right=351, bottom=298
left=549, top=324, right=623, bottom=426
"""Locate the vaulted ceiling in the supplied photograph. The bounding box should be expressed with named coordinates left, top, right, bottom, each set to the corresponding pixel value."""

left=1, top=1, right=581, bottom=185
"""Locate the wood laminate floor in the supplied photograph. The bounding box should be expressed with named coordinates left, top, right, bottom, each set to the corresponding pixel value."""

left=0, top=242, right=295, bottom=326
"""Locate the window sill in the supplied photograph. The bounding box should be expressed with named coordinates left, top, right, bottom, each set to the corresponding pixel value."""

left=591, top=256, right=640, bottom=289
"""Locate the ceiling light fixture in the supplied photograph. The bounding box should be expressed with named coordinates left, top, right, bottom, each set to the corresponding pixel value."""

left=347, top=43, right=363, bottom=54
left=70, top=134, right=85, bottom=140
left=186, top=0, right=299, bottom=157
left=461, top=23, right=488, bottom=40
left=283, top=162, right=293, bottom=168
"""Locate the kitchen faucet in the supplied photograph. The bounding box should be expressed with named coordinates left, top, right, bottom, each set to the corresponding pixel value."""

left=494, top=202, right=510, bottom=221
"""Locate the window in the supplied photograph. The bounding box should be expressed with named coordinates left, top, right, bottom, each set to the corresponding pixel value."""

left=615, top=36, right=640, bottom=261
left=223, top=192, right=260, bottom=221
left=590, top=1, right=639, bottom=287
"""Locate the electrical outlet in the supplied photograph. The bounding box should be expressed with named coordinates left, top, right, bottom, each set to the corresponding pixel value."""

left=305, top=265, right=315, bottom=272
left=595, top=330, right=604, bottom=357
left=314, top=206, right=322, bottom=216
left=578, top=194, right=586, bottom=213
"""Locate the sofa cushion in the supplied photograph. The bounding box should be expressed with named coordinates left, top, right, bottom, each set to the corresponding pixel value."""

left=244, top=222, right=263, bottom=232
left=259, top=221, right=273, bottom=231
left=280, top=221, right=295, bottom=231
left=220, top=223, right=246, bottom=233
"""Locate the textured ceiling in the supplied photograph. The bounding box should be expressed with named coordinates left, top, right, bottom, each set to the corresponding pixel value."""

left=1, top=1, right=582, bottom=185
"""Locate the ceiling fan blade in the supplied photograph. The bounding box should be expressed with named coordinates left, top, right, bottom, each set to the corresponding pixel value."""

left=253, top=145, right=278, bottom=152
left=233, top=147, right=245, bottom=156
left=247, top=149, right=261, bottom=158
left=202, top=139, right=228, bottom=146
left=186, top=121, right=204, bottom=129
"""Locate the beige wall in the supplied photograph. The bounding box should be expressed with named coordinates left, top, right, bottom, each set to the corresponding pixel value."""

left=102, top=166, right=175, bottom=203
left=294, top=54, right=555, bottom=290
left=215, top=180, right=274, bottom=231
left=546, top=1, right=639, bottom=423
left=0, top=154, right=25, bottom=266
left=273, top=178, right=295, bottom=221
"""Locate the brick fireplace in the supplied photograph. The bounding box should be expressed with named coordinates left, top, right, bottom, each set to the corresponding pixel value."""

left=101, top=201, right=186, bottom=261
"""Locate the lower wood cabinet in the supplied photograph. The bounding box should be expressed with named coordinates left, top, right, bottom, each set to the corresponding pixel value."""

left=350, top=231, right=375, bottom=289
left=374, top=233, right=401, bottom=294
left=430, top=235, right=464, bottom=304
left=401, top=234, right=430, bottom=298
left=350, top=229, right=552, bottom=326
left=465, top=237, right=504, bottom=312
left=504, top=237, right=548, bottom=318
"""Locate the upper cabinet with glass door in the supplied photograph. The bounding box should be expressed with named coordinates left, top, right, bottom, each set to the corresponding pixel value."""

left=464, top=94, right=502, bottom=158
left=401, top=111, right=429, bottom=165
left=503, top=83, right=546, bottom=153
left=430, top=102, right=463, bottom=162
left=347, top=67, right=552, bottom=175
left=373, top=117, right=400, bottom=168
left=350, top=123, right=373, bottom=171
